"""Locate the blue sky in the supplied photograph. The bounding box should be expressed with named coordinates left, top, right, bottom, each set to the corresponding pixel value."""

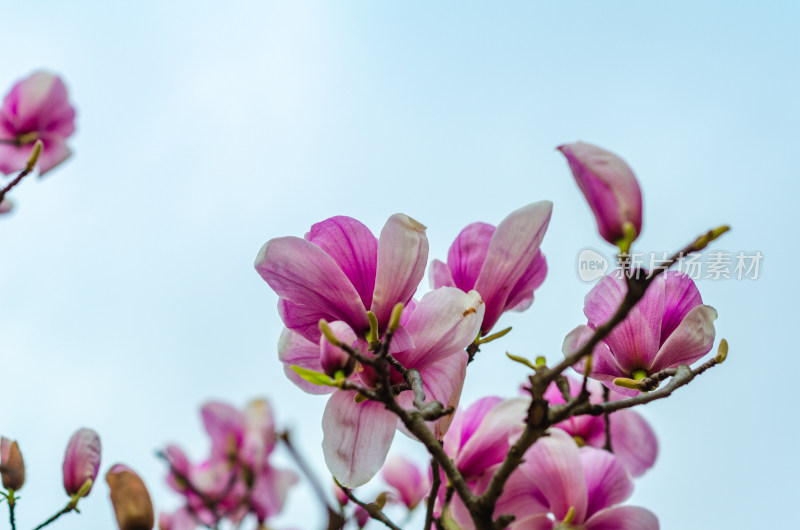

left=1, top=1, right=797, bottom=528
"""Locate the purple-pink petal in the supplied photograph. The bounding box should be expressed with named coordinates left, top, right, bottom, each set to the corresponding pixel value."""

left=395, top=287, right=484, bottom=368
left=584, top=506, right=659, bottom=530
left=608, top=409, right=658, bottom=477
left=382, top=455, right=430, bottom=510
left=446, top=222, right=495, bottom=291
left=661, top=271, right=704, bottom=341
left=305, top=216, right=377, bottom=310
left=580, top=447, right=633, bottom=518
left=473, top=201, right=552, bottom=334
left=557, top=142, right=643, bottom=245
left=322, top=390, right=397, bottom=487
left=201, top=402, right=243, bottom=459
left=255, top=236, right=369, bottom=341
left=430, top=259, right=456, bottom=289
left=278, top=328, right=333, bottom=395
left=650, top=304, right=717, bottom=372
left=520, top=429, right=588, bottom=523
left=505, top=251, right=547, bottom=312
left=370, top=213, right=428, bottom=328
left=62, top=428, right=101, bottom=496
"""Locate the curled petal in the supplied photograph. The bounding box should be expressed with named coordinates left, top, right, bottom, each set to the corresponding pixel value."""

left=278, top=328, right=333, bottom=395
left=396, top=287, right=484, bottom=368
left=650, top=304, right=717, bottom=371
left=505, top=251, right=547, bottom=312
left=474, top=201, right=552, bottom=334
left=661, top=271, right=703, bottom=341
left=371, top=214, right=429, bottom=327
left=322, top=391, right=397, bottom=487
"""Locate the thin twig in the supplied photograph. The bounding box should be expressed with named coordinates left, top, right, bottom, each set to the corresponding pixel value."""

left=279, top=431, right=345, bottom=530
left=32, top=503, right=74, bottom=530
left=339, top=487, right=402, bottom=530
left=425, top=459, right=441, bottom=530
left=603, top=386, right=613, bottom=452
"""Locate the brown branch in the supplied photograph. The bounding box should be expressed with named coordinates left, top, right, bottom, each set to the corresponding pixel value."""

left=424, top=459, right=441, bottom=530
left=339, top=487, right=402, bottom=530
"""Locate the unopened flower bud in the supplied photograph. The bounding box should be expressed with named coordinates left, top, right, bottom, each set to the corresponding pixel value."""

left=558, top=142, right=643, bottom=246
left=0, top=199, right=13, bottom=214
left=0, top=437, right=25, bottom=491
left=106, top=464, right=155, bottom=530
left=319, top=321, right=358, bottom=378
left=63, top=428, right=101, bottom=497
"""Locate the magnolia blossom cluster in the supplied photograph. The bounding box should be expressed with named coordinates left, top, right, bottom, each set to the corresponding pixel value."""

left=251, top=141, right=725, bottom=529
left=159, top=399, right=298, bottom=529
left=0, top=71, right=76, bottom=214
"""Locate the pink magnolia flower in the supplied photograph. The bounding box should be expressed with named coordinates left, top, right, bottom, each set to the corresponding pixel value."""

left=280, top=287, right=485, bottom=487
left=63, top=428, right=101, bottom=497
left=381, top=455, right=430, bottom=510
left=544, top=375, right=658, bottom=477
left=564, top=270, right=717, bottom=395
left=431, top=201, right=551, bottom=335
left=495, top=430, right=658, bottom=530
left=255, top=214, right=428, bottom=344
left=0, top=198, right=12, bottom=214
left=0, top=72, right=75, bottom=176
left=164, top=399, right=297, bottom=527
left=558, top=142, right=643, bottom=245
left=201, top=398, right=276, bottom=473
left=0, top=437, right=25, bottom=491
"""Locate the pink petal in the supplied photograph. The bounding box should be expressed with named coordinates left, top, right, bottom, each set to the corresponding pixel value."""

left=585, top=273, right=665, bottom=372
left=201, top=402, right=244, bottom=459
left=396, top=287, right=484, bottom=368
left=322, top=391, right=397, bottom=487
left=0, top=198, right=13, bottom=214
left=563, top=325, right=627, bottom=384
left=650, top=304, right=717, bottom=371
left=36, top=139, right=72, bottom=175
left=430, top=259, right=456, bottom=289
left=584, top=506, right=659, bottom=530
left=557, top=142, right=643, bottom=244
left=520, top=429, right=588, bottom=522
left=278, top=328, right=333, bottom=395
left=608, top=409, right=658, bottom=477
left=509, top=515, right=555, bottom=530
left=456, top=398, right=527, bottom=481
left=495, top=467, right=550, bottom=526
left=62, top=428, right=101, bottom=496
left=443, top=396, right=504, bottom=460
left=3, top=72, right=75, bottom=136
left=241, top=399, right=276, bottom=471
left=0, top=144, right=30, bottom=175
left=305, top=216, right=378, bottom=310
left=255, top=236, right=369, bottom=341
left=661, top=271, right=703, bottom=341
left=446, top=222, right=495, bottom=290
left=382, top=455, right=430, bottom=510
left=473, top=201, right=552, bottom=334
left=580, top=447, right=633, bottom=518
left=250, top=467, right=298, bottom=522
left=505, top=251, right=548, bottom=312
left=370, top=214, right=428, bottom=328
left=395, top=353, right=468, bottom=441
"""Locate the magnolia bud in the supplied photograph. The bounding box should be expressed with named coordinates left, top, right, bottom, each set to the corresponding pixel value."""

left=319, top=321, right=358, bottom=378
left=558, top=142, right=643, bottom=246
left=0, top=437, right=25, bottom=491
left=63, top=428, right=101, bottom=497
left=106, top=464, right=155, bottom=530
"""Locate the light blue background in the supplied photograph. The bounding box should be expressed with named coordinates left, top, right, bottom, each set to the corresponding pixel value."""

left=1, top=1, right=796, bottom=528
